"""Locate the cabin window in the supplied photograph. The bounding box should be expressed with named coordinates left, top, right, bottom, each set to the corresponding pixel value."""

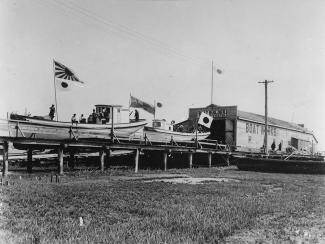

left=153, top=121, right=161, bottom=127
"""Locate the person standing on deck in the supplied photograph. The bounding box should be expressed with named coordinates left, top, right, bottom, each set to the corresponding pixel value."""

left=49, top=105, right=55, bottom=120
left=79, top=114, right=85, bottom=123
left=271, top=140, right=276, bottom=151
left=71, top=114, right=78, bottom=125
left=134, top=109, right=139, bottom=121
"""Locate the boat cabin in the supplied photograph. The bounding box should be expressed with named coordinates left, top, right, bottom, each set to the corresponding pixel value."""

left=87, top=105, right=130, bottom=124
left=151, top=119, right=173, bottom=131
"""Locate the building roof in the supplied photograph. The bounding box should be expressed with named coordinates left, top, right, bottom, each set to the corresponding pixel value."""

left=237, top=110, right=317, bottom=141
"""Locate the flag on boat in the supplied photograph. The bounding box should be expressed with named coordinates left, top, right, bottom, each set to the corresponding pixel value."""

left=130, top=95, right=155, bottom=114
left=54, top=60, right=84, bottom=91
left=198, top=112, right=213, bottom=128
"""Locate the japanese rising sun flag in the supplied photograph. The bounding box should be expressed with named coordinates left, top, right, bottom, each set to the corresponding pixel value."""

left=54, top=60, right=84, bottom=90
left=198, top=112, right=213, bottom=128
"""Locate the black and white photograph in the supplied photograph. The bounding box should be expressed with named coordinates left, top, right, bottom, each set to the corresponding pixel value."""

left=0, top=0, right=325, bottom=243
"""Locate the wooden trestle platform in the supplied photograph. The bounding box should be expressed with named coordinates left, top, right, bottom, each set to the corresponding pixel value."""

left=0, top=137, right=232, bottom=176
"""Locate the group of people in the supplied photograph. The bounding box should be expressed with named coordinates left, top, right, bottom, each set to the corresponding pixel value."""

left=271, top=140, right=282, bottom=151
left=88, top=108, right=111, bottom=124
left=49, top=105, right=141, bottom=124
left=49, top=105, right=111, bottom=125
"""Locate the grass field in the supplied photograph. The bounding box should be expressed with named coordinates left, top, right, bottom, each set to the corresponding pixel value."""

left=0, top=166, right=324, bottom=243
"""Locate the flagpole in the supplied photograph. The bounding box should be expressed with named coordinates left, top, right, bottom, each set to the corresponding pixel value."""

left=53, top=59, right=59, bottom=121
left=129, top=93, right=131, bottom=117
left=154, top=100, right=156, bottom=121
left=211, top=60, right=213, bottom=105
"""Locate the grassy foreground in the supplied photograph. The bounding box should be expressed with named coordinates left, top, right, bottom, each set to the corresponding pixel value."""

left=0, top=167, right=324, bottom=243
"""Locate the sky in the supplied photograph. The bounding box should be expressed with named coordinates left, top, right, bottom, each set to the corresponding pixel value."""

left=1, top=0, right=325, bottom=150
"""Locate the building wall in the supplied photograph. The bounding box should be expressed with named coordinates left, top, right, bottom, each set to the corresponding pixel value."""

left=236, top=119, right=317, bottom=153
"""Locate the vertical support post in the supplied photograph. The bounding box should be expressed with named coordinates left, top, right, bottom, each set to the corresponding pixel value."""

left=68, top=151, right=75, bottom=169
left=188, top=152, right=193, bottom=169
left=208, top=153, right=212, bottom=168
left=258, top=80, right=273, bottom=155
left=2, top=141, right=9, bottom=177
left=226, top=154, right=230, bottom=166
left=58, top=145, right=64, bottom=175
left=105, top=147, right=111, bottom=169
left=99, top=149, right=105, bottom=172
left=134, top=148, right=139, bottom=173
left=111, top=107, right=114, bottom=143
left=27, top=148, right=33, bottom=174
left=163, top=151, right=168, bottom=171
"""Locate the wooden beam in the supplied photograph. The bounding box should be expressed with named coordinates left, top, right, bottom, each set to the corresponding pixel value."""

left=27, top=148, right=33, bottom=173
left=99, top=149, right=105, bottom=172
left=58, top=146, right=64, bottom=175
left=163, top=151, right=168, bottom=171
left=208, top=153, right=212, bottom=168
left=188, top=152, right=193, bottom=169
left=134, top=149, right=139, bottom=173
left=2, top=141, right=8, bottom=176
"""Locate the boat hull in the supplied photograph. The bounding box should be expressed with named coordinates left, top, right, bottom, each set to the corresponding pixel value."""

left=235, top=156, right=325, bottom=174
left=5, top=118, right=147, bottom=140
left=144, top=127, right=210, bottom=143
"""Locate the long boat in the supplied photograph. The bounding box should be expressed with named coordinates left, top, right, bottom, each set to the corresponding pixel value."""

left=143, top=119, right=210, bottom=143
left=235, top=155, right=325, bottom=174
left=3, top=105, right=148, bottom=141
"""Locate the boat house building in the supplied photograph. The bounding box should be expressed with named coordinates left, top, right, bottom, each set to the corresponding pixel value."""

left=176, top=104, right=318, bottom=153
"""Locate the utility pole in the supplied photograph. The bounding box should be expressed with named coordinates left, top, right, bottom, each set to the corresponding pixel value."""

left=258, top=80, right=274, bottom=155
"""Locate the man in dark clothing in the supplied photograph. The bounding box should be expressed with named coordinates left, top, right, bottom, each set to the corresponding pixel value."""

left=134, top=109, right=139, bottom=121
left=271, top=140, right=276, bottom=151
left=278, top=142, right=282, bottom=151
left=49, top=105, right=55, bottom=120
left=92, top=109, right=98, bottom=124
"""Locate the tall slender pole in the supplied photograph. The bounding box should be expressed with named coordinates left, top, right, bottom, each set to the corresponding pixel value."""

left=111, top=106, right=114, bottom=143
left=53, top=60, right=59, bottom=121
left=211, top=60, right=214, bottom=105
left=154, top=99, right=156, bottom=121
left=195, top=113, right=199, bottom=148
left=258, top=80, right=274, bottom=155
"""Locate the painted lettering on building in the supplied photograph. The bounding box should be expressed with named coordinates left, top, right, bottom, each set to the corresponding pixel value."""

left=202, top=109, right=228, bottom=118
left=246, top=122, right=276, bottom=136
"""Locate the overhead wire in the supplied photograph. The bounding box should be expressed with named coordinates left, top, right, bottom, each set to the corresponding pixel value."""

left=43, top=0, right=210, bottom=66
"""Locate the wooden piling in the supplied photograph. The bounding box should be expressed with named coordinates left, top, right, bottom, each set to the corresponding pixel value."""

left=99, top=149, right=105, bottom=172
left=208, top=153, right=212, bottom=168
left=134, top=149, right=139, bottom=173
left=163, top=151, right=168, bottom=171
left=58, top=146, right=64, bottom=175
left=27, top=148, right=33, bottom=173
left=188, top=152, right=193, bottom=169
left=105, top=148, right=111, bottom=169
left=68, top=151, right=75, bottom=169
left=2, top=141, right=8, bottom=176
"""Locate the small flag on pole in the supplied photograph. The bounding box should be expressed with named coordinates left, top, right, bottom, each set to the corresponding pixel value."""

left=198, top=112, right=213, bottom=128
left=54, top=60, right=84, bottom=90
left=213, top=66, right=223, bottom=74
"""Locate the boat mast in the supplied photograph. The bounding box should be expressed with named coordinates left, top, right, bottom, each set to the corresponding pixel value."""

left=211, top=60, right=214, bottom=105
left=111, top=106, right=114, bottom=143
left=258, top=80, right=274, bottom=155
left=53, top=59, right=59, bottom=121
